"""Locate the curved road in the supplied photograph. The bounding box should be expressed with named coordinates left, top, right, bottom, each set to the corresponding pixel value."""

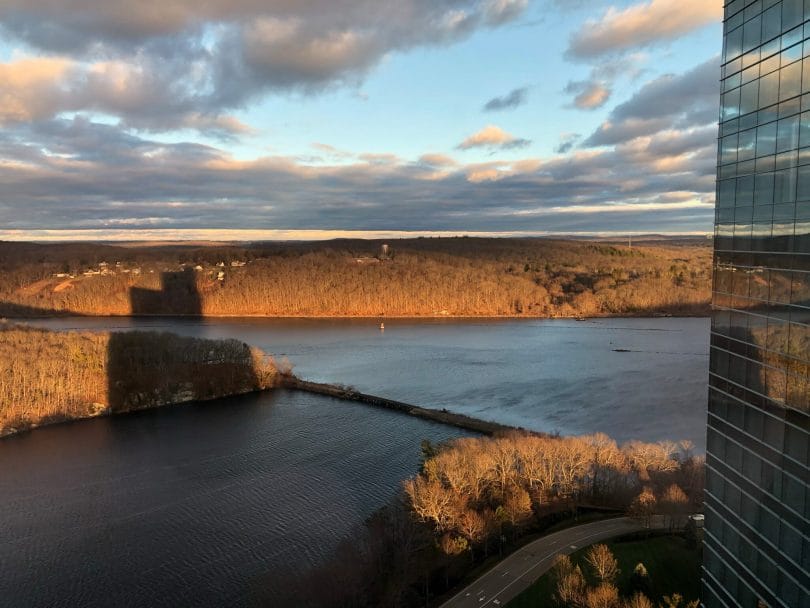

left=439, top=517, right=645, bottom=608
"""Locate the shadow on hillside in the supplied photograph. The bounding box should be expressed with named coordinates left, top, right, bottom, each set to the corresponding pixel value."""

left=0, top=276, right=268, bottom=424
left=130, top=268, right=202, bottom=316
left=0, top=302, right=84, bottom=317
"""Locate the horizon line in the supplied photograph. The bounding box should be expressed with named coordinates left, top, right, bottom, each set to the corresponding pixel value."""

left=0, top=229, right=713, bottom=243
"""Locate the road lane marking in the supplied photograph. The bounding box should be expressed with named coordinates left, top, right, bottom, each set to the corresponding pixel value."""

left=440, top=519, right=639, bottom=608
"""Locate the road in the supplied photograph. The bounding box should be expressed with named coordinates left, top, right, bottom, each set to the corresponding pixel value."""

left=439, top=517, right=645, bottom=608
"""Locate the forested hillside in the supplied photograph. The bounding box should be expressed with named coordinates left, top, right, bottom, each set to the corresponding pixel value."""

left=0, top=324, right=278, bottom=436
left=0, top=238, right=712, bottom=317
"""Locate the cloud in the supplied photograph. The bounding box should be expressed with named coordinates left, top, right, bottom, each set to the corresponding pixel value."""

left=0, top=58, right=72, bottom=123
left=562, top=53, right=646, bottom=110
left=564, top=80, right=611, bottom=109
left=567, top=0, right=722, bottom=58
left=584, top=56, right=719, bottom=146
left=483, top=87, right=529, bottom=111
left=0, top=116, right=716, bottom=234
left=458, top=125, right=531, bottom=150
left=0, top=1, right=528, bottom=133
left=555, top=133, right=581, bottom=154
left=419, top=153, right=458, bottom=167
left=311, top=142, right=354, bottom=160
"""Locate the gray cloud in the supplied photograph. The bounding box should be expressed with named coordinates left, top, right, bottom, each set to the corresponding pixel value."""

left=0, top=1, right=529, bottom=133
left=584, top=56, right=719, bottom=147
left=0, top=116, right=714, bottom=234
left=483, top=87, right=529, bottom=111
left=564, top=80, right=611, bottom=109
left=555, top=133, right=580, bottom=154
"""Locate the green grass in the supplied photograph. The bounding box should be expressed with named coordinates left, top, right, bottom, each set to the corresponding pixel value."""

left=507, top=534, right=701, bottom=607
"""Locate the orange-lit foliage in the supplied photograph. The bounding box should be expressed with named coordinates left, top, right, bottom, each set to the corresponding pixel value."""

left=404, top=432, right=703, bottom=556
left=0, top=238, right=711, bottom=317
left=0, top=324, right=277, bottom=435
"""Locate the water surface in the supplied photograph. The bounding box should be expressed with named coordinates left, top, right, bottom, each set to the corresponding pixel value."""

left=28, top=316, right=711, bottom=448
left=0, top=390, right=468, bottom=607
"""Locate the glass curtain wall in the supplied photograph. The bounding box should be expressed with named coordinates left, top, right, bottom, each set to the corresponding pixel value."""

left=706, top=0, right=810, bottom=606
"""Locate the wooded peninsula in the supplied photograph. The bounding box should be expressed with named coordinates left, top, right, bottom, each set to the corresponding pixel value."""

left=0, top=324, right=279, bottom=436
left=0, top=237, right=711, bottom=318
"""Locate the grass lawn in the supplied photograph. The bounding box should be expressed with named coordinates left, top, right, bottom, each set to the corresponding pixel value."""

left=507, top=534, right=701, bottom=607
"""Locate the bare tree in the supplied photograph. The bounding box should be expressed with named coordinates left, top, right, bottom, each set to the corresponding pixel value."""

left=629, top=487, right=657, bottom=528
left=623, top=592, right=653, bottom=608
left=403, top=477, right=457, bottom=532
left=556, top=565, right=587, bottom=607
left=659, top=484, right=689, bottom=531
left=586, top=583, right=621, bottom=608
left=585, top=544, right=620, bottom=583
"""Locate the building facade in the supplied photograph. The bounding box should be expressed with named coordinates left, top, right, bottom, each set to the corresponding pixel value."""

left=705, top=1, right=810, bottom=606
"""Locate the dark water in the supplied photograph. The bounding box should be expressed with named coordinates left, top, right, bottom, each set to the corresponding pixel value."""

left=27, top=316, right=711, bottom=448
left=3, top=317, right=710, bottom=606
left=0, top=390, right=469, bottom=607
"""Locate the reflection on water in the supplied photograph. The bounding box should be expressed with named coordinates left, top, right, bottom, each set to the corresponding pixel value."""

left=27, top=316, right=711, bottom=449
left=0, top=390, right=469, bottom=607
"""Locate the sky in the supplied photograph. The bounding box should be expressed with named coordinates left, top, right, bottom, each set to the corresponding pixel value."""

left=0, top=0, right=723, bottom=241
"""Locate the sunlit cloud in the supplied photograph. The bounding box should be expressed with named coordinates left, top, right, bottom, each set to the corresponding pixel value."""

left=458, top=125, right=531, bottom=150
left=567, top=0, right=722, bottom=58
left=565, top=80, right=611, bottom=109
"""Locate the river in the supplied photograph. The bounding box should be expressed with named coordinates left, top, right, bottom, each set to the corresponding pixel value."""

left=1, top=316, right=709, bottom=606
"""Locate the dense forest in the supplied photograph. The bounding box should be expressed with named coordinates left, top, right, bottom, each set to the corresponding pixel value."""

left=0, top=324, right=278, bottom=436
left=0, top=238, right=712, bottom=317
left=280, top=431, right=704, bottom=607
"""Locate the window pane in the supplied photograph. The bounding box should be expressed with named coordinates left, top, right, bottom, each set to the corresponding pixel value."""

left=725, top=26, right=743, bottom=62
left=800, top=111, right=810, bottom=147
left=743, top=15, right=762, bottom=52
left=782, top=0, right=803, bottom=30
left=762, top=4, right=781, bottom=42
left=774, top=168, right=798, bottom=203
left=723, top=87, right=742, bottom=120
left=741, top=80, right=759, bottom=114
left=759, top=70, right=780, bottom=107
left=755, top=172, right=775, bottom=205
left=777, top=115, right=800, bottom=152
left=780, top=60, right=802, bottom=100
left=739, top=128, right=756, bottom=161
left=797, top=164, right=810, bottom=201
left=737, top=174, right=755, bottom=205
left=757, top=121, right=778, bottom=156
left=719, top=178, right=736, bottom=207
left=721, top=133, right=739, bottom=164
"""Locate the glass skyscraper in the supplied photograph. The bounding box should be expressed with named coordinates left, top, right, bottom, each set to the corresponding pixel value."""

left=706, top=1, right=810, bottom=606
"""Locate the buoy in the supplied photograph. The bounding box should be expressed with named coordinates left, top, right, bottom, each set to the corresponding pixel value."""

left=380, top=322, right=385, bottom=331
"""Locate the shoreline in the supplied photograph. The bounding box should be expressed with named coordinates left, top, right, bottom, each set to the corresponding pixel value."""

left=0, top=385, right=269, bottom=439
left=2, top=311, right=711, bottom=320
left=1, top=375, right=530, bottom=441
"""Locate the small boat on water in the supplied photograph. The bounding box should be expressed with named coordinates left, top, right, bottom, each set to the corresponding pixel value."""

left=380, top=322, right=385, bottom=331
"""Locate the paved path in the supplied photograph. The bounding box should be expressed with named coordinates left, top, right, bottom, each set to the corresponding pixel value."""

left=439, top=517, right=644, bottom=608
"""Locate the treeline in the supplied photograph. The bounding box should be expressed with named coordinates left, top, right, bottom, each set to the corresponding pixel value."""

left=278, top=431, right=704, bottom=607
left=0, top=238, right=711, bottom=317
left=0, top=324, right=279, bottom=436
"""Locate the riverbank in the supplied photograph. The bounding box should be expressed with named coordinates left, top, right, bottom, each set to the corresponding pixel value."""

left=0, top=311, right=711, bottom=319
left=0, top=237, right=711, bottom=318
left=0, top=324, right=279, bottom=437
